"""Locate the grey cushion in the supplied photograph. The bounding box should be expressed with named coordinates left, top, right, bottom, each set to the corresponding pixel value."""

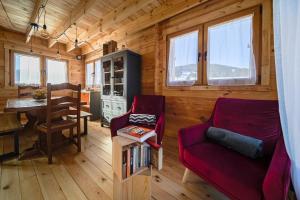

left=206, top=127, right=263, bottom=159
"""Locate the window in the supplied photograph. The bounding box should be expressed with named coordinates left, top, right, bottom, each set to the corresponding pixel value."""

left=14, top=53, right=40, bottom=85
left=46, top=58, right=68, bottom=84
left=206, top=15, right=256, bottom=85
left=168, top=30, right=199, bottom=86
left=94, top=60, right=101, bottom=87
left=85, top=62, right=94, bottom=88
left=166, top=7, right=260, bottom=87
left=85, top=60, right=101, bottom=88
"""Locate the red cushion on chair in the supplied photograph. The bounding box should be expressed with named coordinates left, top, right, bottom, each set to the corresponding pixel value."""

left=183, top=142, right=270, bottom=200
left=213, top=98, right=281, bottom=155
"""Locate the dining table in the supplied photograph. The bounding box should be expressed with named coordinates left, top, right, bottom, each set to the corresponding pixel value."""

left=4, top=97, right=87, bottom=160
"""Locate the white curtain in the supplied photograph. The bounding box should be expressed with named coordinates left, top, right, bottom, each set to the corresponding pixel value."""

left=273, top=0, right=300, bottom=198
left=46, top=59, right=68, bottom=84
left=207, top=15, right=256, bottom=85
left=86, top=63, right=94, bottom=88
left=94, top=60, right=101, bottom=88
left=168, top=31, right=198, bottom=86
left=14, top=53, right=40, bottom=85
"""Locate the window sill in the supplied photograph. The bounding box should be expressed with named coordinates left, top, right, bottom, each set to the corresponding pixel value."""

left=164, top=85, right=272, bottom=92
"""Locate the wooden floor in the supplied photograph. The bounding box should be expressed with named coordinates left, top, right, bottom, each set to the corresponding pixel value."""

left=0, top=120, right=228, bottom=200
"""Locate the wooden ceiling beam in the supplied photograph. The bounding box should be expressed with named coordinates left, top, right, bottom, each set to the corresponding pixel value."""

left=25, top=0, right=43, bottom=43
left=48, top=0, right=97, bottom=48
left=81, top=0, right=211, bottom=55
left=65, top=0, right=155, bottom=52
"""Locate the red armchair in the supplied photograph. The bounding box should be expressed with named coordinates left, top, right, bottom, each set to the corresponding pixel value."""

left=111, top=95, right=165, bottom=149
left=178, top=98, right=291, bottom=200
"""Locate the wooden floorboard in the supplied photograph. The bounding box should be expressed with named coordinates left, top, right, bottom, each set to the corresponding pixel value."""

left=0, top=121, right=228, bottom=200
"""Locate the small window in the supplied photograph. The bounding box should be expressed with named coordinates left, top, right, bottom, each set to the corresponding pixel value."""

left=168, top=30, right=198, bottom=86
left=14, top=53, right=40, bottom=85
left=206, top=15, right=256, bottom=85
left=94, top=60, right=101, bottom=88
left=85, top=62, right=94, bottom=88
left=46, top=58, right=68, bottom=84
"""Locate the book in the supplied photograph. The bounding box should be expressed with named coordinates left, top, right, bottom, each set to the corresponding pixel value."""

left=117, top=125, right=156, bottom=143
left=127, top=148, right=131, bottom=177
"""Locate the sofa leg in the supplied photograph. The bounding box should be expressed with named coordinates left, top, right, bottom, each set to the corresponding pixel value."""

left=182, top=168, right=191, bottom=184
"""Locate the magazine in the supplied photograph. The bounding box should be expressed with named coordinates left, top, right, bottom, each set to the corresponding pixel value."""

left=117, top=125, right=156, bottom=143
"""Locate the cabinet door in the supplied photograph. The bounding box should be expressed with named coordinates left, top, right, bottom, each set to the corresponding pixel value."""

left=102, top=59, right=112, bottom=96
left=112, top=55, right=125, bottom=97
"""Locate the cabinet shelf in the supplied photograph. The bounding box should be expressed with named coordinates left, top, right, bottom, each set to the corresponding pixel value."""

left=114, top=69, right=124, bottom=73
left=114, top=83, right=124, bottom=85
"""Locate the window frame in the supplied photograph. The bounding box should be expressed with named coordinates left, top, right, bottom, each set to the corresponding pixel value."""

left=203, top=6, right=261, bottom=85
left=165, top=6, right=262, bottom=88
left=12, top=51, right=42, bottom=86
left=85, top=61, right=95, bottom=89
left=166, top=26, right=203, bottom=86
left=45, top=57, right=69, bottom=84
left=94, top=59, right=102, bottom=88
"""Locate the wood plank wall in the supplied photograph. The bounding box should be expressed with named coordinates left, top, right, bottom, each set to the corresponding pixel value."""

left=85, top=26, right=156, bottom=95
left=0, top=29, right=85, bottom=111
left=87, top=0, right=277, bottom=137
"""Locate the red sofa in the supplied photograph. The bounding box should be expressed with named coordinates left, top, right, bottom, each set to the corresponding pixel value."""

left=111, top=95, right=165, bottom=149
left=178, top=98, right=291, bottom=200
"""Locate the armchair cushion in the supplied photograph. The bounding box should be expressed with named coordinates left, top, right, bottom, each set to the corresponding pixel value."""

left=132, top=95, right=165, bottom=119
left=213, top=98, right=281, bottom=155
left=129, top=113, right=156, bottom=126
left=183, top=142, right=270, bottom=200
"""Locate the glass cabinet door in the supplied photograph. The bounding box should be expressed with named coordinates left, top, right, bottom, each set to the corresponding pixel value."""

left=102, top=60, right=111, bottom=95
left=112, top=56, right=124, bottom=97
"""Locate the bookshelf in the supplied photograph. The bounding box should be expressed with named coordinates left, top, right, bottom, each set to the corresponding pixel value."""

left=112, top=136, right=152, bottom=200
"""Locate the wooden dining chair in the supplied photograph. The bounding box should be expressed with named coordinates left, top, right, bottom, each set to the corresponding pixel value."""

left=0, top=112, right=22, bottom=161
left=17, top=85, right=40, bottom=98
left=36, top=83, right=81, bottom=164
left=17, top=85, right=40, bottom=127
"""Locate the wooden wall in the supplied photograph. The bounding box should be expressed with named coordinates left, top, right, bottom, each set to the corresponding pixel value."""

left=85, top=26, right=156, bottom=95
left=85, top=0, right=277, bottom=137
left=0, top=28, right=85, bottom=111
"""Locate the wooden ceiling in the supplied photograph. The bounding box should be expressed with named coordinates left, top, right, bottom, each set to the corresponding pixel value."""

left=0, top=0, right=211, bottom=53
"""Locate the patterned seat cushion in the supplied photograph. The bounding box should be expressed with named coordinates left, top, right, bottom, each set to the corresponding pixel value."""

left=129, top=114, right=156, bottom=126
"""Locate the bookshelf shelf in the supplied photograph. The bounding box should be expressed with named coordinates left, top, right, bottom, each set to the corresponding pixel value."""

left=112, top=136, right=152, bottom=200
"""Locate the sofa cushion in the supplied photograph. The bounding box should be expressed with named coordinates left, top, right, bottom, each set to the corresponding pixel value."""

left=213, top=98, right=281, bottom=155
left=206, top=127, right=264, bottom=159
left=183, top=142, right=270, bottom=200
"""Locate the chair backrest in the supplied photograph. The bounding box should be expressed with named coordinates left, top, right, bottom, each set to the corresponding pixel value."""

left=46, top=83, right=81, bottom=131
left=131, top=95, right=165, bottom=119
left=212, top=98, right=281, bottom=155
left=18, top=85, right=40, bottom=98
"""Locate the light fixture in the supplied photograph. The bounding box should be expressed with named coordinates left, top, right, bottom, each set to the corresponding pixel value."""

left=74, top=23, right=79, bottom=48
left=56, top=42, right=61, bottom=60
left=40, top=9, right=49, bottom=39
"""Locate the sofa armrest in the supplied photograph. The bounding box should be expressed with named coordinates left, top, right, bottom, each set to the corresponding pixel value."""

left=155, top=112, right=165, bottom=146
left=263, top=136, right=291, bottom=200
left=178, top=122, right=212, bottom=162
left=110, top=110, right=132, bottom=138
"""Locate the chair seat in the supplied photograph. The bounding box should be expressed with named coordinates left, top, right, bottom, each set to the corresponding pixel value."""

left=67, top=111, right=92, bottom=119
left=183, top=142, right=270, bottom=200
left=37, top=119, right=77, bottom=133
left=0, top=113, right=23, bottom=134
